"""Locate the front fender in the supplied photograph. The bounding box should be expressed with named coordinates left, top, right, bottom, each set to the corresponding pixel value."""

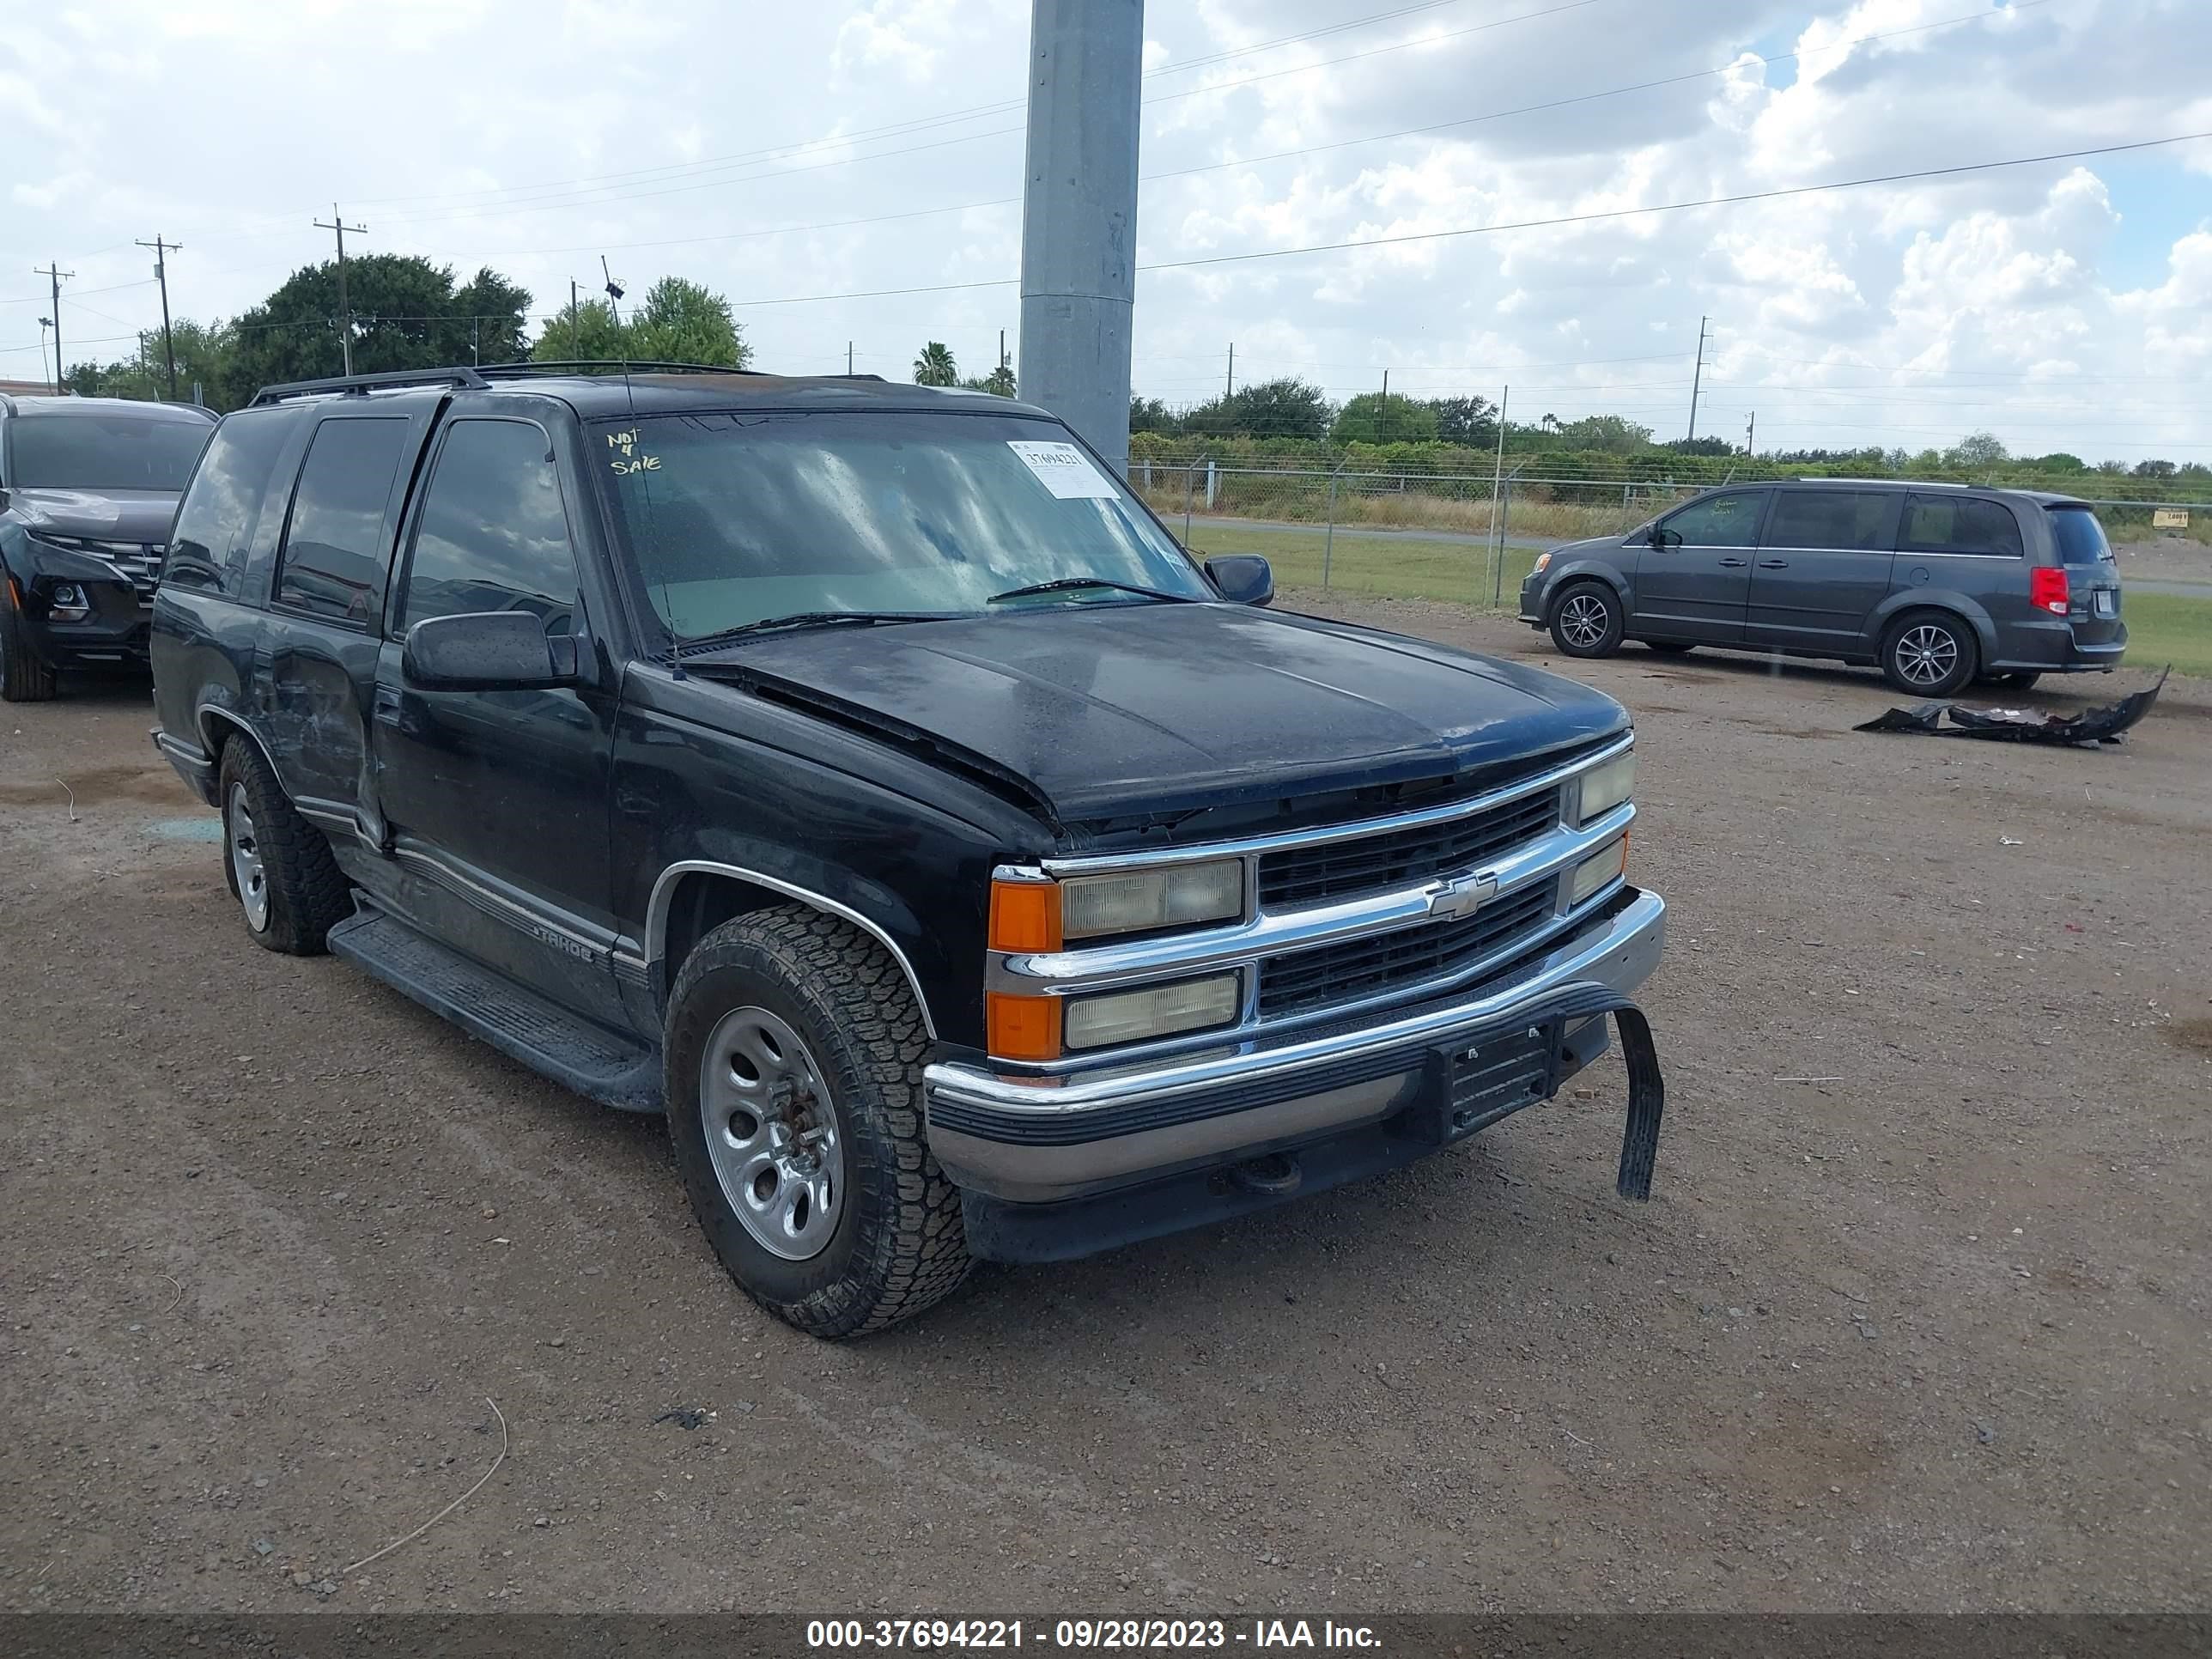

left=1534, top=555, right=1634, bottom=618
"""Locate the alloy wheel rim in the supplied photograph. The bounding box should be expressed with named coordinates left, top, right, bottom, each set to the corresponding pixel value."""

left=699, top=1006, right=842, bottom=1261
left=1559, top=593, right=1608, bottom=649
left=226, top=781, right=270, bottom=931
left=1896, top=624, right=1958, bottom=688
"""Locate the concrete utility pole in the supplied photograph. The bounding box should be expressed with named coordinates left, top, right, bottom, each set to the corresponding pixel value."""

left=313, top=207, right=366, bottom=375
left=1686, top=313, right=1711, bottom=442
left=1746, top=411, right=1756, bottom=456
left=847, top=341, right=854, bottom=374
left=1225, top=343, right=1234, bottom=400
left=35, top=264, right=70, bottom=392
left=1017, top=0, right=1144, bottom=476
left=137, top=237, right=180, bottom=400
left=571, top=280, right=582, bottom=358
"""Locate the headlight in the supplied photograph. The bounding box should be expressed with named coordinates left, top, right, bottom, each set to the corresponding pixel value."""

left=1064, top=974, right=1241, bottom=1051
left=1568, top=836, right=1627, bottom=907
left=1061, top=860, right=1244, bottom=941
left=1530, top=551, right=1553, bottom=575
left=1575, top=750, right=1634, bottom=826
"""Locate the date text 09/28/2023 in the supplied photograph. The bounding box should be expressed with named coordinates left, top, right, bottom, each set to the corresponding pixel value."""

left=805, top=1620, right=1382, bottom=1650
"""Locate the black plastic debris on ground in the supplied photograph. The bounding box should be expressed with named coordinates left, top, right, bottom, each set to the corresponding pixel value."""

left=1856, top=670, right=2166, bottom=746
left=653, top=1407, right=709, bottom=1431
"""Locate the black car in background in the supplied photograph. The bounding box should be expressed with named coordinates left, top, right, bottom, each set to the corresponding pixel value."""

left=0, top=393, right=216, bottom=700
left=149, top=363, right=1669, bottom=1338
left=1519, top=478, right=2126, bottom=696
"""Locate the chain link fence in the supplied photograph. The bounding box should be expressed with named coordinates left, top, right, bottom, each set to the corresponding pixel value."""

left=1129, top=460, right=2212, bottom=617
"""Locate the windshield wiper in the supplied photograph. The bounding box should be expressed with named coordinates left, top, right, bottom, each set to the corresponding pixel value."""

left=987, top=576, right=1192, bottom=606
left=672, top=611, right=953, bottom=657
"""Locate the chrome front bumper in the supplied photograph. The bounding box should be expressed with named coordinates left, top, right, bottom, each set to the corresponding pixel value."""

left=925, top=886, right=1665, bottom=1203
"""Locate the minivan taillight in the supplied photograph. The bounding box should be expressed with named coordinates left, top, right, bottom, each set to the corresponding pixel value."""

left=2030, top=567, right=2069, bottom=617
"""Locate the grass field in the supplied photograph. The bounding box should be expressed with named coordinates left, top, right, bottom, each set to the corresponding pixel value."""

left=1182, top=521, right=2212, bottom=679
left=1183, top=523, right=1541, bottom=605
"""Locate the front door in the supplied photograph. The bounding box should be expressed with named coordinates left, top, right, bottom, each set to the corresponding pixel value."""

left=1745, top=488, right=1902, bottom=653
left=1632, top=489, right=1767, bottom=643
left=368, top=416, right=624, bottom=1026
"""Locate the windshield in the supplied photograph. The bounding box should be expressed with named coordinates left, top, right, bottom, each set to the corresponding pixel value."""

left=8, top=413, right=210, bottom=492
left=596, top=410, right=1212, bottom=640
left=2045, top=506, right=2114, bottom=565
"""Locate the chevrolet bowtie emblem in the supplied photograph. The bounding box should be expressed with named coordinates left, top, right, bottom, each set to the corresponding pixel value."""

left=1426, top=870, right=1498, bottom=921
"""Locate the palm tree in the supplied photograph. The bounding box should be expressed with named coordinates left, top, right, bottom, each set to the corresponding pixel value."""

left=913, top=341, right=958, bottom=386
left=1540, top=412, right=1559, bottom=434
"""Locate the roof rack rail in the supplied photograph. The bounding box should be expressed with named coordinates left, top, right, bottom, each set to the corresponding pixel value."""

left=476, top=360, right=766, bottom=379
left=250, top=367, right=490, bottom=407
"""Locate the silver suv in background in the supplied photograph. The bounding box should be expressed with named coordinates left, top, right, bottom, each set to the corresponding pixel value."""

left=1518, top=479, right=2126, bottom=696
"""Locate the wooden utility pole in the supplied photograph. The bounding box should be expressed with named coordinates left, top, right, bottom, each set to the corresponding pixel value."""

left=137, top=237, right=181, bottom=399
left=1746, top=411, right=1756, bottom=456
left=1224, top=342, right=1234, bottom=400
left=34, top=264, right=70, bottom=392
left=313, top=207, right=366, bottom=375
left=1686, top=314, right=1711, bottom=442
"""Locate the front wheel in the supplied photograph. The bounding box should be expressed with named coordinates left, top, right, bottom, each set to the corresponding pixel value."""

left=1881, top=611, right=1979, bottom=697
left=0, top=583, right=58, bottom=702
left=1548, top=582, right=1624, bottom=659
left=665, top=905, right=971, bottom=1339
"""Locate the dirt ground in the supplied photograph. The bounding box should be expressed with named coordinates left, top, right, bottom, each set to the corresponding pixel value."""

left=2, top=606, right=2206, bottom=1617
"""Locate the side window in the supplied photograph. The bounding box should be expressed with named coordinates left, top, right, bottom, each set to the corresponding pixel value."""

left=399, top=421, right=580, bottom=634
left=1762, top=489, right=1896, bottom=552
left=276, top=418, right=412, bottom=624
left=1659, top=490, right=1765, bottom=549
left=165, top=411, right=296, bottom=593
left=1900, top=495, right=2023, bottom=557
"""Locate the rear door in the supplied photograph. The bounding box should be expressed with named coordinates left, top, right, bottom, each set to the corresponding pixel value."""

left=1630, top=488, right=1768, bottom=642
left=1746, top=487, right=1901, bottom=653
left=2045, top=504, right=2124, bottom=647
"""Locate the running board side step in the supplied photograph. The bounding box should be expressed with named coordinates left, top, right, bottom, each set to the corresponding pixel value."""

left=328, top=907, right=664, bottom=1113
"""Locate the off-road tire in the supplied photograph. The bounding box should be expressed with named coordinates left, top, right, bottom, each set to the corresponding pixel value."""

left=216, top=738, right=352, bottom=955
left=665, top=905, right=970, bottom=1339
left=0, top=584, right=58, bottom=702
left=1548, top=580, right=1625, bottom=659
left=1881, top=609, right=1979, bottom=697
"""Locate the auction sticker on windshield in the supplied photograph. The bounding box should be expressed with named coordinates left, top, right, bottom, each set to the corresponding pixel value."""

left=1008, top=440, right=1119, bottom=500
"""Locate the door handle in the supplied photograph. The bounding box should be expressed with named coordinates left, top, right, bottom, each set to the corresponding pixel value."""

left=1717, top=557, right=1748, bottom=568
left=373, top=685, right=403, bottom=727
left=1758, top=559, right=1790, bottom=569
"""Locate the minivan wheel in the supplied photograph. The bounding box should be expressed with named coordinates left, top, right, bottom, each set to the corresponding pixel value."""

left=215, top=739, right=353, bottom=954
left=1549, top=582, right=1624, bottom=659
left=1881, top=611, right=1978, bottom=697
left=665, top=905, right=971, bottom=1339
left=0, top=584, right=59, bottom=702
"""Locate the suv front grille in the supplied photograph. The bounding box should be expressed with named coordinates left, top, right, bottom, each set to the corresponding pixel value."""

left=1258, top=787, right=1562, bottom=909
left=107, top=548, right=163, bottom=602
left=1256, top=882, right=1557, bottom=1018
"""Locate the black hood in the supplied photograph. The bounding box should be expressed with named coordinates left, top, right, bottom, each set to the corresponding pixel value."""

left=701, top=602, right=1627, bottom=823
left=7, top=487, right=181, bottom=546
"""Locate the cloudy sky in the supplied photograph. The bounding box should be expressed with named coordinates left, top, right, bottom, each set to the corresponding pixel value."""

left=3, top=0, right=2208, bottom=460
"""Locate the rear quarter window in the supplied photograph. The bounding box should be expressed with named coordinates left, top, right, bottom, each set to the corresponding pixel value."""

left=1900, top=495, right=2023, bottom=558
left=274, top=418, right=414, bottom=627
left=165, top=411, right=297, bottom=595
left=2046, top=507, right=2113, bottom=564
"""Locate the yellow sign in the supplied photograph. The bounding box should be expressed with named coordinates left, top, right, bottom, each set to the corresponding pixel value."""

left=2152, top=507, right=2189, bottom=530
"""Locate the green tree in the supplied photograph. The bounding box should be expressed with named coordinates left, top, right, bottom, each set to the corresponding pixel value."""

left=1331, top=392, right=1437, bottom=445
left=225, top=254, right=532, bottom=404
left=534, top=298, right=630, bottom=362
left=1130, top=394, right=1178, bottom=434
left=913, top=341, right=958, bottom=386
left=629, top=276, right=751, bottom=367
left=1427, top=395, right=1498, bottom=447
left=1555, top=414, right=1653, bottom=453
left=961, top=364, right=1017, bottom=397
left=1662, top=434, right=1736, bottom=458
left=2132, top=458, right=2178, bottom=479
left=62, top=318, right=240, bottom=406
left=1944, top=430, right=2008, bottom=468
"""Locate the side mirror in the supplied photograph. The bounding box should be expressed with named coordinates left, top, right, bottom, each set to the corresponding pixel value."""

left=1205, top=554, right=1273, bottom=607
left=1648, top=525, right=1677, bottom=548
left=402, top=611, right=581, bottom=690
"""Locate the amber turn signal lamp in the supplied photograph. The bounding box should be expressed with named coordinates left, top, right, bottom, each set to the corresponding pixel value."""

left=986, top=992, right=1063, bottom=1062
left=988, top=878, right=1062, bottom=953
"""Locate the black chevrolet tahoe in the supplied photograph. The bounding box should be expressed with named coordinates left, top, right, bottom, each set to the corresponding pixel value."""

left=1, top=392, right=216, bottom=700
left=150, top=364, right=1668, bottom=1338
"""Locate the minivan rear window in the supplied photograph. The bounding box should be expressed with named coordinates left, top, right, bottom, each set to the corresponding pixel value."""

left=2046, top=506, right=2113, bottom=564
left=1900, top=495, right=2023, bottom=558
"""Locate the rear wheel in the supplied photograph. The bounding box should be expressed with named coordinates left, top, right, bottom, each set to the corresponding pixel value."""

left=1881, top=611, right=1979, bottom=697
left=216, top=738, right=353, bottom=954
left=665, top=905, right=971, bottom=1339
left=1548, top=581, right=1624, bottom=659
left=0, top=583, right=58, bottom=702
